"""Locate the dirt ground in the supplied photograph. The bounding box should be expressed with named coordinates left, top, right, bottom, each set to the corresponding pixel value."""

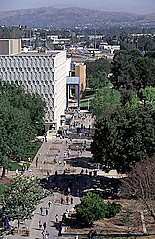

left=0, top=176, right=11, bottom=184
left=66, top=199, right=155, bottom=237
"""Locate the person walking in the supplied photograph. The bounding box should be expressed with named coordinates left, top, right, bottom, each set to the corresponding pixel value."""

left=36, top=157, right=38, bottom=167
left=42, top=230, right=46, bottom=239
left=51, top=188, right=54, bottom=196
left=61, top=197, right=63, bottom=205
left=66, top=195, right=69, bottom=204
left=48, top=201, right=52, bottom=208
left=45, top=231, right=49, bottom=239
left=43, top=222, right=46, bottom=230
left=92, top=230, right=97, bottom=239
left=71, top=196, right=73, bottom=205
left=40, top=207, right=43, bottom=216
left=55, top=214, right=59, bottom=223
left=16, top=169, right=18, bottom=176
left=88, top=230, right=92, bottom=239
left=46, top=208, right=48, bottom=216
left=58, top=221, right=62, bottom=236
left=39, top=220, right=42, bottom=230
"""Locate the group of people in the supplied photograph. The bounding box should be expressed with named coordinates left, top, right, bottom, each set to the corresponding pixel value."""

left=60, top=195, right=73, bottom=205
left=38, top=221, right=49, bottom=239
left=88, top=230, right=97, bottom=239
left=42, top=230, right=49, bottom=239
left=36, top=111, right=92, bottom=238
left=40, top=207, right=49, bottom=216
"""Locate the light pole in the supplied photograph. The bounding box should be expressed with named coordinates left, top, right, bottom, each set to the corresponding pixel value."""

left=88, top=99, right=89, bottom=111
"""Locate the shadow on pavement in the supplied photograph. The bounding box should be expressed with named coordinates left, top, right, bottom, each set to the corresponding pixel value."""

left=40, top=173, right=120, bottom=199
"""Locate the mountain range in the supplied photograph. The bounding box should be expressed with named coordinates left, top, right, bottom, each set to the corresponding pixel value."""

left=0, top=7, right=154, bottom=28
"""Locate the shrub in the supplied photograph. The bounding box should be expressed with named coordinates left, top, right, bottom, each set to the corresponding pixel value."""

left=76, top=192, right=122, bottom=225
left=105, top=201, right=122, bottom=218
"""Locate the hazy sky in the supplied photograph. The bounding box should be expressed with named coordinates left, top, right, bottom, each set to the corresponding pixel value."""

left=0, top=0, right=155, bottom=14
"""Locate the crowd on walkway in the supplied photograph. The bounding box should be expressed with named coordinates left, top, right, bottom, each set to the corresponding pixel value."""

left=7, top=110, right=94, bottom=239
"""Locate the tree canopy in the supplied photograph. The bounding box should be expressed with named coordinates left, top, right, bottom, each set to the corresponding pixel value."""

left=1, top=176, right=49, bottom=227
left=120, top=156, right=155, bottom=220
left=91, top=106, right=155, bottom=173
left=87, top=71, right=109, bottom=90
left=110, top=49, right=155, bottom=104
left=86, top=58, right=111, bottom=78
left=86, top=58, right=111, bottom=89
left=91, top=87, right=121, bottom=117
left=75, top=192, right=121, bottom=225
left=142, top=87, right=155, bottom=109
left=0, top=81, right=46, bottom=171
left=0, top=81, right=45, bottom=131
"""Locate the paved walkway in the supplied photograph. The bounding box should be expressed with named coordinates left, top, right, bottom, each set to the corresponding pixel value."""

left=5, top=110, right=92, bottom=239
left=4, top=110, right=124, bottom=239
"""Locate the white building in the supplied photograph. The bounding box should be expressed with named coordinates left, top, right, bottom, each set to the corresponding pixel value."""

left=99, top=43, right=120, bottom=54
left=0, top=39, right=66, bottom=131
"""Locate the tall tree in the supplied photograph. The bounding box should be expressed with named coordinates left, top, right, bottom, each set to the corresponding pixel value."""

left=0, top=81, right=45, bottom=132
left=86, top=58, right=110, bottom=79
left=87, top=71, right=109, bottom=90
left=120, top=156, right=155, bottom=221
left=111, top=49, right=155, bottom=103
left=91, top=87, right=121, bottom=117
left=1, top=176, right=49, bottom=227
left=91, top=107, right=155, bottom=173
left=0, top=81, right=45, bottom=172
left=142, top=87, right=155, bottom=109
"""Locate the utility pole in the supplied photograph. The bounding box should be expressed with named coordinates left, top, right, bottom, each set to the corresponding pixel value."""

left=94, top=28, right=96, bottom=49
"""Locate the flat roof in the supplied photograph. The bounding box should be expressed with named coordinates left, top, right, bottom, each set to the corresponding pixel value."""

left=15, top=50, right=63, bottom=57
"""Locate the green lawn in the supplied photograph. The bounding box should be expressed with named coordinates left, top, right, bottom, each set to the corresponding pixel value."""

left=0, top=183, right=10, bottom=197
left=8, top=161, right=30, bottom=171
left=80, top=88, right=96, bottom=108
left=8, top=161, right=23, bottom=171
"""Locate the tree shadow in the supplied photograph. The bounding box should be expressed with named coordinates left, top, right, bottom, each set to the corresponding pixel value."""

left=41, top=173, right=120, bottom=199
left=50, top=220, right=61, bottom=231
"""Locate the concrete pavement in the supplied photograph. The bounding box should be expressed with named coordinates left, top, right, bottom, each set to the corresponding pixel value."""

left=5, top=110, right=92, bottom=239
left=5, top=110, right=123, bottom=239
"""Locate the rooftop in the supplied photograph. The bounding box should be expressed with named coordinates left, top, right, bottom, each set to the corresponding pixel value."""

left=15, top=50, right=63, bottom=57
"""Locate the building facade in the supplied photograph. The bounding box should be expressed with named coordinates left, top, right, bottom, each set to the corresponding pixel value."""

left=0, top=40, right=66, bottom=131
left=0, top=39, right=21, bottom=56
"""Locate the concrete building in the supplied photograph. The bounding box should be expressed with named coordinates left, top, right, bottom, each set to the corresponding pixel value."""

left=0, top=39, right=66, bottom=131
left=99, top=43, right=120, bottom=54
left=66, top=60, right=86, bottom=108
left=0, top=39, right=21, bottom=55
left=75, top=64, right=86, bottom=98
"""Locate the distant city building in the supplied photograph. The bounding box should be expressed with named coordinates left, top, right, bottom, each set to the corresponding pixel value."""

left=0, top=39, right=66, bottom=131
left=99, top=43, right=120, bottom=54
left=47, top=35, right=59, bottom=41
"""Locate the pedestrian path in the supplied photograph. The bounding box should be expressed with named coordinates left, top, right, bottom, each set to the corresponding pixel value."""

left=4, top=110, right=123, bottom=239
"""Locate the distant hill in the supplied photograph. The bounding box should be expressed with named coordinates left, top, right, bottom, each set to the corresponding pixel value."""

left=0, top=7, right=154, bottom=28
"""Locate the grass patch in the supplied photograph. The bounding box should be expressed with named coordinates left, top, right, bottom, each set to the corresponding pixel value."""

left=7, top=140, right=41, bottom=171
left=80, top=101, right=90, bottom=107
left=8, top=162, right=23, bottom=171
left=0, top=183, right=11, bottom=197
left=80, top=88, right=96, bottom=108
